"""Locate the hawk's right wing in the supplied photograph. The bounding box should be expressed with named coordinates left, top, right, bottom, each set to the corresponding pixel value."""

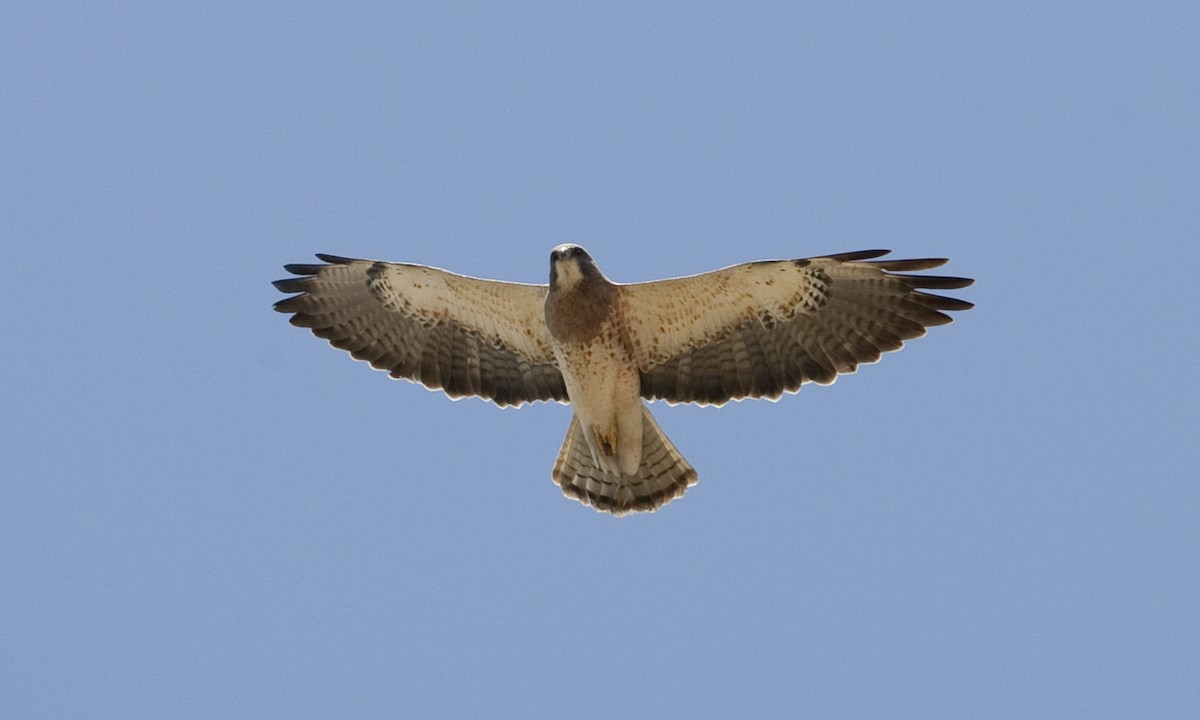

left=274, top=255, right=568, bottom=407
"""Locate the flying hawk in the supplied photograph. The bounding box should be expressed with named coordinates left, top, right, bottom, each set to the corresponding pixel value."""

left=274, top=246, right=973, bottom=515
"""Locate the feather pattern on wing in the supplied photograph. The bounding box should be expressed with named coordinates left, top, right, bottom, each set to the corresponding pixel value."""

left=619, top=250, right=974, bottom=406
left=273, top=254, right=567, bottom=407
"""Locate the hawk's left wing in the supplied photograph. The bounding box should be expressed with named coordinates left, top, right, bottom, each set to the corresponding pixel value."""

left=618, top=250, right=973, bottom=406
left=274, top=254, right=567, bottom=407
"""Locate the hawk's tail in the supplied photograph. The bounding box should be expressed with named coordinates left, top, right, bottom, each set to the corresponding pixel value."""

left=552, top=406, right=697, bottom=516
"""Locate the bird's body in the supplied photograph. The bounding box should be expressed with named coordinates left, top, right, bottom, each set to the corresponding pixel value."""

left=540, top=245, right=697, bottom=508
left=274, top=245, right=973, bottom=515
left=545, top=245, right=642, bottom=475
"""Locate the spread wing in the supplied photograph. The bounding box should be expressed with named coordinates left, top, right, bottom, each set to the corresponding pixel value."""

left=274, top=254, right=567, bottom=407
left=619, top=250, right=974, bottom=406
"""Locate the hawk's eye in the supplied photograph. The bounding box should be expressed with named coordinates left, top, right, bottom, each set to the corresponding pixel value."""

left=571, top=247, right=583, bottom=257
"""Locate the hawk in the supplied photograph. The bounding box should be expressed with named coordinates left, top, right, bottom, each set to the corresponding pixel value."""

left=274, top=246, right=973, bottom=515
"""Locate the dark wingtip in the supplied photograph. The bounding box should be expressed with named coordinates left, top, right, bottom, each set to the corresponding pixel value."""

left=825, top=249, right=891, bottom=262
left=272, top=296, right=300, bottom=313
left=315, top=253, right=360, bottom=264
left=915, top=292, right=975, bottom=311
left=868, top=257, right=950, bottom=271
left=895, top=274, right=976, bottom=290
left=272, top=277, right=310, bottom=293
left=282, top=263, right=324, bottom=276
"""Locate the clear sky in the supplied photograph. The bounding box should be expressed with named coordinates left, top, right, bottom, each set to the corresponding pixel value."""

left=3, top=1, right=1197, bottom=718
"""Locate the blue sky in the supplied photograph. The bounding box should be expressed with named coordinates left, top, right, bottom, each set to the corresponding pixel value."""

left=2, top=1, right=1197, bottom=718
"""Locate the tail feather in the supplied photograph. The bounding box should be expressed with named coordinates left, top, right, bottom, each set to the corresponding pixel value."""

left=552, top=406, right=697, bottom=516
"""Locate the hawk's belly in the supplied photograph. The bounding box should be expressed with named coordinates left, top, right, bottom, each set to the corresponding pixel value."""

left=551, top=330, right=643, bottom=476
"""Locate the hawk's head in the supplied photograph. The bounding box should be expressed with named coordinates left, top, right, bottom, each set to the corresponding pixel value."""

left=549, top=244, right=601, bottom=290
